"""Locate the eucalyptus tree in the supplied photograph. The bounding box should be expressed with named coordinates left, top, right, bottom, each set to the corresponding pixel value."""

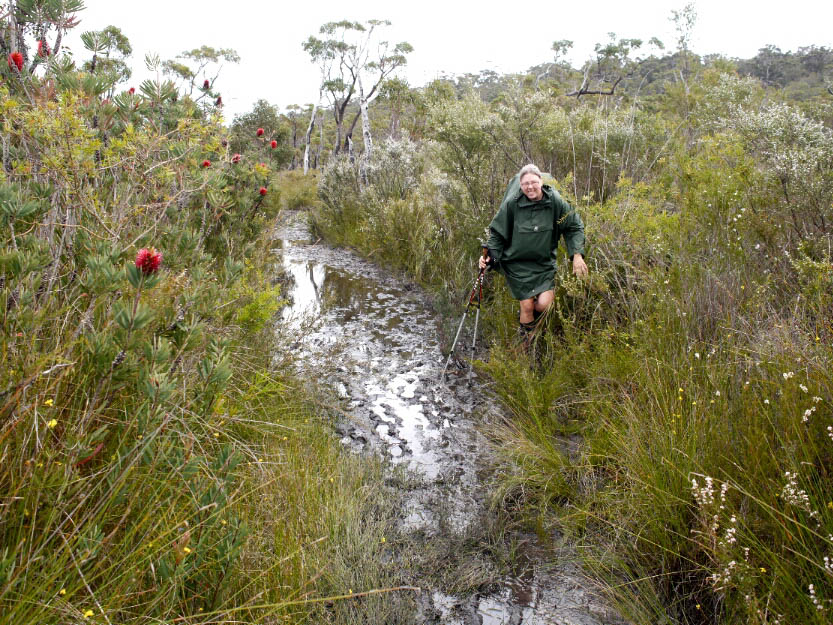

left=302, top=19, right=412, bottom=170
left=670, top=2, right=697, bottom=89
left=80, top=25, right=132, bottom=94
left=568, top=33, right=649, bottom=97
left=162, top=45, right=240, bottom=108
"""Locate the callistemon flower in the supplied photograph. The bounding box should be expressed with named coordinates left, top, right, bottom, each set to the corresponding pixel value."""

left=259, top=187, right=267, bottom=196
left=203, top=79, right=210, bottom=89
left=135, top=248, right=162, bottom=275
left=7, top=52, right=23, bottom=72
left=202, top=159, right=211, bottom=168
left=215, top=96, right=222, bottom=106
left=128, top=87, right=135, bottom=94
left=231, top=153, right=241, bottom=163
left=37, top=40, right=50, bottom=58
left=270, top=140, right=277, bottom=149
left=256, top=128, right=264, bottom=137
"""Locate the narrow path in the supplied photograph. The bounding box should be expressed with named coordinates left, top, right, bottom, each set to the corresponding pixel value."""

left=274, top=211, right=621, bottom=625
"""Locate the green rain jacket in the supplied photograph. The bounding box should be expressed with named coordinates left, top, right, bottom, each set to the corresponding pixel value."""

left=485, top=175, right=585, bottom=300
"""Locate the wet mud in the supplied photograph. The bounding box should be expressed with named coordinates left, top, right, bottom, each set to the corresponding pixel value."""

left=274, top=211, right=622, bottom=625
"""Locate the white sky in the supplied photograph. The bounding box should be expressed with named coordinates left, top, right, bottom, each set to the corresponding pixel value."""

left=62, top=0, right=832, bottom=121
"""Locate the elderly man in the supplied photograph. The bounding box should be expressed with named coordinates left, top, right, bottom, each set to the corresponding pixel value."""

left=479, top=164, right=587, bottom=342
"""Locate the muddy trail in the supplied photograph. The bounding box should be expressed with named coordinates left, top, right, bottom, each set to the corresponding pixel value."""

left=274, top=211, right=622, bottom=625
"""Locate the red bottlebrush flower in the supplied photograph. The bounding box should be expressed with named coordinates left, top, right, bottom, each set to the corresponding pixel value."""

left=256, top=128, right=264, bottom=137
left=231, top=153, right=241, bottom=164
left=37, top=40, right=50, bottom=58
left=203, top=79, right=210, bottom=89
left=202, top=159, right=211, bottom=168
left=259, top=187, right=267, bottom=196
left=128, top=87, right=135, bottom=94
left=270, top=140, right=277, bottom=149
left=7, top=52, right=23, bottom=72
left=215, top=96, right=222, bottom=106
left=135, top=248, right=162, bottom=276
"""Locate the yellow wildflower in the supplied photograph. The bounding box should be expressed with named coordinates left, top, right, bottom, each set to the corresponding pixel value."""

left=44, top=398, right=53, bottom=406
left=183, top=547, right=191, bottom=554
left=59, top=588, right=66, bottom=596
left=760, top=567, right=766, bottom=573
left=47, top=419, right=58, bottom=429
left=380, top=536, right=386, bottom=544
left=84, top=609, right=94, bottom=618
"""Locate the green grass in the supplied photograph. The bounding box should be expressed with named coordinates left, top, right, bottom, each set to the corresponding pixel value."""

left=310, top=122, right=833, bottom=623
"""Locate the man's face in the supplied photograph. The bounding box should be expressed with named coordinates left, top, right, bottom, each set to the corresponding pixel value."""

left=520, top=174, right=543, bottom=201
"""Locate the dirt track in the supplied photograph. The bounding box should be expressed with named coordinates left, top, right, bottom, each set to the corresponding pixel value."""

left=274, top=210, right=622, bottom=625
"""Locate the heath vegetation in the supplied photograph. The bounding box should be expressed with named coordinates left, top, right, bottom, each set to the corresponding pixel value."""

left=2, top=1, right=833, bottom=624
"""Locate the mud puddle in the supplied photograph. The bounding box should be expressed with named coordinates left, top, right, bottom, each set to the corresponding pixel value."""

left=274, top=211, right=620, bottom=625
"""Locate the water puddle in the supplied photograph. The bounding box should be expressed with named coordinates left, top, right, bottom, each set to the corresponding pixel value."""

left=273, top=211, right=622, bottom=625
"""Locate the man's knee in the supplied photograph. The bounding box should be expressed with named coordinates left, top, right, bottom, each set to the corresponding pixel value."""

left=535, top=290, right=554, bottom=312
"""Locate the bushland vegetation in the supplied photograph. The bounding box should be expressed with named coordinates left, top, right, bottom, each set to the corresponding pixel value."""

left=0, top=5, right=411, bottom=624
left=311, top=34, right=833, bottom=625
left=3, top=2, right=833, bottom=622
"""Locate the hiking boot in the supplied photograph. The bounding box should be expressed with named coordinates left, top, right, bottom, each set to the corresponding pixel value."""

left=517, top=320, right=537, bottom=354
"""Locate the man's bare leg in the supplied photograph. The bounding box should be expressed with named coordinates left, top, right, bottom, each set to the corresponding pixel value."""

left=519, top=289, right=554, bottom=323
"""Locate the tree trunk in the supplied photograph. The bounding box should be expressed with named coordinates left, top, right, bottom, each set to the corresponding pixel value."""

left=357, top=74, right=372, bottom=185
left=315, top=111, right=323, bottom=168
left=358, top=74, right=373, bottom=157
left=303, top=91, right=322, bottom=175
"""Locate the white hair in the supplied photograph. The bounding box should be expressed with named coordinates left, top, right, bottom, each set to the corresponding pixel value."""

left=518, top=164, right=542, bottom=180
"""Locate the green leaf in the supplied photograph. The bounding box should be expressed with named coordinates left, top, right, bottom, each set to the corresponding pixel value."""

left=126, top=263, right=141, bottom=289
left=131, top=304, right=154, bottom=331
left=114, top=304, right=132, bottom=331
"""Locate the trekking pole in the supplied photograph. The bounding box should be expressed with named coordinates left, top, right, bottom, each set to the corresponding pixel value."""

left=441, top=247, right=488, bottom=381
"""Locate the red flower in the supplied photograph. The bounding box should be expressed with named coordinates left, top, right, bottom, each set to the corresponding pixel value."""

left=37, top=40, right=50, bottom=58
left=203, top=79, right=210, bottom=89
left=128, top=87, right=135, bottom=94
left=215, top=96, right=222, bottom=106
left=231, top=153, right=241, bottom=164
left=202, top=159, right=211, bottom=168
left=256, top=128, right=264, bottom=137
left=7, top=52, right=23, bottom=72
left=259, top=187, right=267, bottom=196
left=135, top=248, right=162, bottom=276
left=270, top=140, right=277, bottom=149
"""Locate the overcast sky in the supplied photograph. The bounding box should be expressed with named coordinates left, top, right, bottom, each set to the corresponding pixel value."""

left=62, top=0, right=832, bottom=121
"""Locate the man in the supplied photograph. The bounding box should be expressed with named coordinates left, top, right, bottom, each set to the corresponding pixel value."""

left=479, top=164, right=587, bottom=342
